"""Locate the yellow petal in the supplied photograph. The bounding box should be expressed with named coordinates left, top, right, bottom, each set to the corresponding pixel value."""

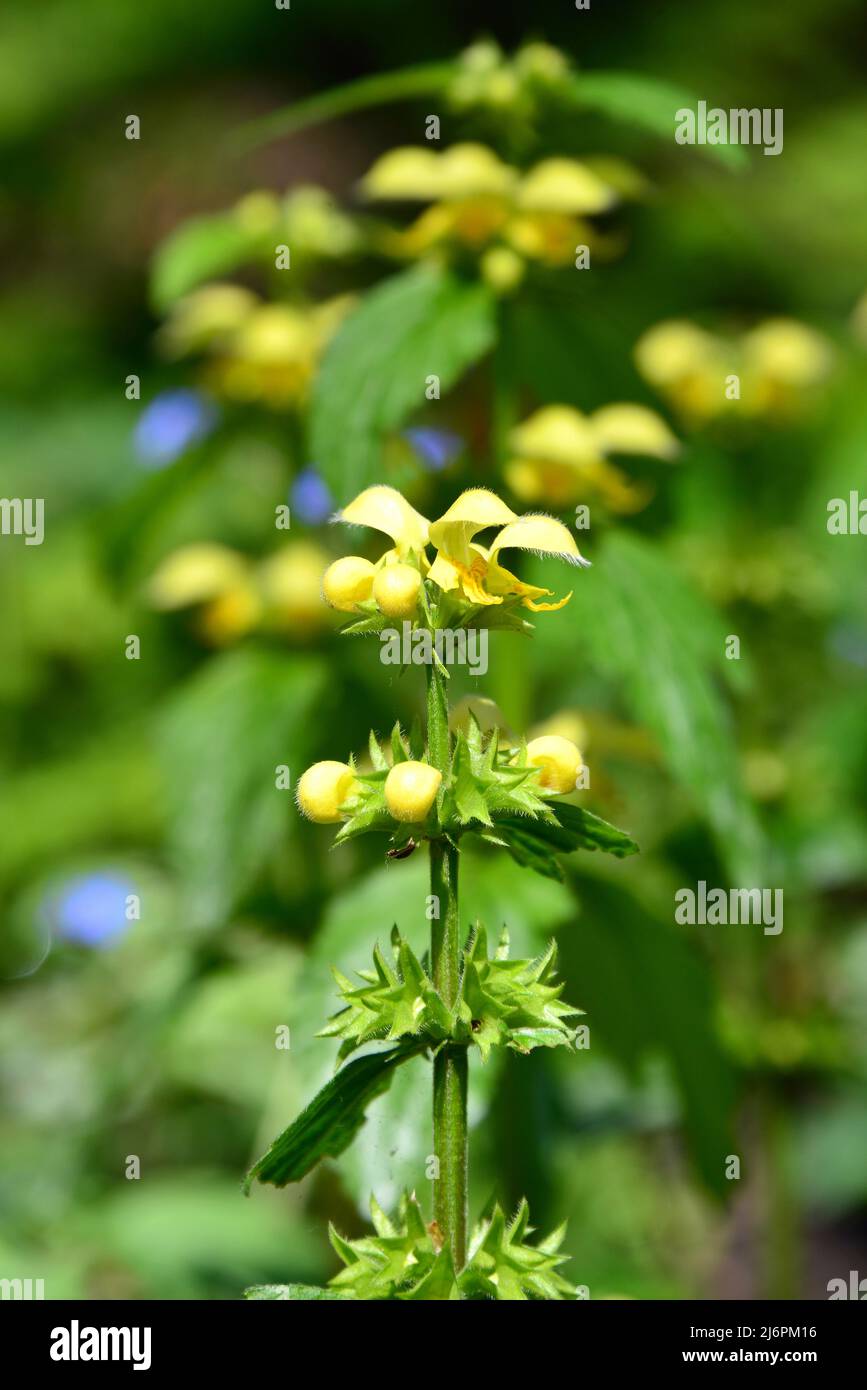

left=590, top=403, right=680, bottom=460
left=338, top=485, right=430, bottom=557
left=429, top=488, right=517, bottom=566
left=741, top=318, right=832, bottom=386
left=508, top=406, right=600, bottom=468
left=361, top=143, right=516, bottom=202
left=516, top=158, right=618, bottom=215
left=634, top=320, right=721, bottom=386
left=148, top=544, right=248, bottom=609
left=489, top=514, right=589, bottom=567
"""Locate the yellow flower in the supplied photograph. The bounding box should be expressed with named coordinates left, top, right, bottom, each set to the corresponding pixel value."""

left=146, top=544, right=261, bottom=645
left=335, top=484, right=588, bottom=612
left=384, top=761, right=442, bottom=823
left=259, top=542, right=331, bottom=635
left=322, top=556, right=376, bottom=612
left=160, top=284, right=259, bottom=356
left=525, top=735, right=583, bottom=794
left=635, top=317, right=832, bottom=424
left=504, top=403, right=679, bottom=511
left=164, top=289, right=354, bottom=409
left=373, top=564, right=422, bottom=618
left=297, top=761, right=358, bottom=823
left=361, top=142, right=630, bottom=269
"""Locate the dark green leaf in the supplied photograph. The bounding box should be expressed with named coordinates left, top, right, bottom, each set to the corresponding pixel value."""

left=310, top=264, right=496, bottom=499
left=243, top=1044, right=422, bottom=1191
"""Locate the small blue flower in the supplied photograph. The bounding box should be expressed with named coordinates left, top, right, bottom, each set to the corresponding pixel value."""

left=290, top=467, right=334, bottom=525
left=134, top=389, right=217, bottom=467
left=402, top=428, right=463, bottom=472
left=54, top=873, right=137, bottom=948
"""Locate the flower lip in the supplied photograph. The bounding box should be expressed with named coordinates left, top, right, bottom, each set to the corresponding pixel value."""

left=335, top=485, right=430, bottom=559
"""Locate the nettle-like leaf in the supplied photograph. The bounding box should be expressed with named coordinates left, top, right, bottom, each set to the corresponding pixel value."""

left=243, top=1042, right=423, bottom=1191
left=491, top=801, right=639, bottom=881
left=456, top=925, right=583, bottom=1062
left=329, top=1192, right=458, bottom=1300
left=318, top=924, right=581, bottom=1064
left=327, top=1193, right=575, bottom=1300
left=460, top=1201, right=578, bottom=1301
left=318, top=928, right=453, bottom=1061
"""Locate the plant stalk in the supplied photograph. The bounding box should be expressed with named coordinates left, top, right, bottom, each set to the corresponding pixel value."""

left=426, top=664, right=468, bottom=1273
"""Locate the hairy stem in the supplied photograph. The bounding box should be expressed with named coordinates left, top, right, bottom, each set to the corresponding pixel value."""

left=426, top=664, right=468, bottom=1272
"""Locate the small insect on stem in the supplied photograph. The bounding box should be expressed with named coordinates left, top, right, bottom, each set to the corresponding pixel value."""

left=387, top=839, right=417, bottom=860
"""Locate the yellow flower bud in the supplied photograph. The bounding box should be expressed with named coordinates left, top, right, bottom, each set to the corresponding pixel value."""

left=480, top=246, right=526, bottom=295
left=296, top=761, right=358, bottom=823
left=322, top=556, right=376, bottom=612
left=525, top=735, right=583, bottom=794
left=384, top=761, right=442, bottom=823
left=373, top=564, right=421, bottom=618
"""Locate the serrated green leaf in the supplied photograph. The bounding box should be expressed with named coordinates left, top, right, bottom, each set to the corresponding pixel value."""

left=311, top=264, right=496, bottom=498
left=244, top=1044, right=422, bottom=1191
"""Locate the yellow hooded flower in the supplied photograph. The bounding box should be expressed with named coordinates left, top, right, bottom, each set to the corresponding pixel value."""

left=361, top=142, right=629, bottom=269
left=163, top=288, right=354, bottom=410
left=147, top=543, right=261, bottom=645
left=635, top=317, right=832, bottom=424
left=427, top=489, right=588, bottom=611
left=504, top=403, right=679, bottom=510
left=333, top=485, right=588, bottom=614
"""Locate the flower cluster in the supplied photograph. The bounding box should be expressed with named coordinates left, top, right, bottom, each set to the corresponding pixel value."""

left=504, top=402, right=680, bottom=510
left=147, top=539, right=332, bottom=644
left=321, top=483, right=587, bottom=622
left=635, top=317, right=833, bottom=425
left=363, top=141, right=644, bottom=291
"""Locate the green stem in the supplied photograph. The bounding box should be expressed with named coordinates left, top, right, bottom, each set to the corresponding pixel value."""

left=426, top=664, right=468, bottom=1273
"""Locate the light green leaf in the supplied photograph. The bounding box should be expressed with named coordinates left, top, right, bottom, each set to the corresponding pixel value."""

left=159, top=651, right=326, bottom=930
left=310, top=264, right=496, bottom=499
left=564, top=71, right=748, bottom=168
left=535, top=532, right=764, bottom=882
left=151, top=211, right=270, bottom=310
